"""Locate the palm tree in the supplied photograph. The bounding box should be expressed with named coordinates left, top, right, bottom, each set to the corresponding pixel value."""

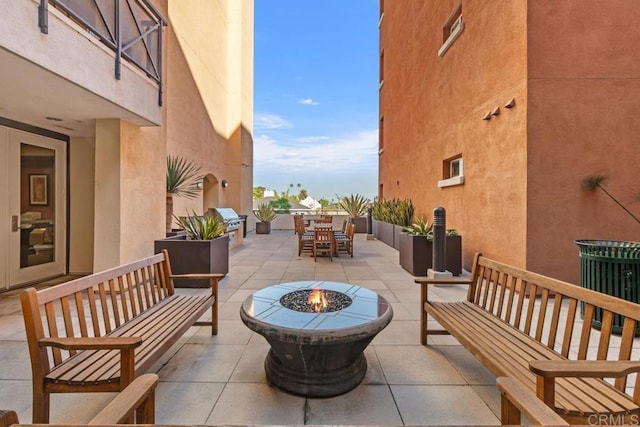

left=583, top=175, right=640, bottom=226
left=166, top=155, right=203, bottom=233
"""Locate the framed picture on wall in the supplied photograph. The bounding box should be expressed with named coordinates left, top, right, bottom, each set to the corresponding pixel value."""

left=29, top=174, right=48, bottom=206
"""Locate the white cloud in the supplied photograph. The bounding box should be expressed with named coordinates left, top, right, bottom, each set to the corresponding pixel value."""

left=254, top=129, right=378, bottom=173
left=254, top=114, right=292, bottom=130
left=294, top=136, right=330, bottom=143
left=299, top=98, right=319, bottom=106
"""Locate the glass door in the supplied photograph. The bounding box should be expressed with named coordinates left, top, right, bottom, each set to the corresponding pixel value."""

left=2, top=127, right=67, bottom=289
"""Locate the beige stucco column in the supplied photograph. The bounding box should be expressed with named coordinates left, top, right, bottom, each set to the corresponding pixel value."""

left=93, top=119, right=165, bottom=272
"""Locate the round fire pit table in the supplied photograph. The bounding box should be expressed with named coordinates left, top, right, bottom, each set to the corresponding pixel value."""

left=240, top=281, right=393, bottom=397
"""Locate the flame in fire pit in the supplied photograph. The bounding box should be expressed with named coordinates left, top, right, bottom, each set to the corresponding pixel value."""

left=308, top=288, right=328, bottom=312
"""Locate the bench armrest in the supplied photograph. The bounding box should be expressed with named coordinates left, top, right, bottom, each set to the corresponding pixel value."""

left=415, top=278, right=473, bottom=286
left=530, top=360, right=640, bottom=378
left=171, top=273, right=225, bottom=279
left=39, top=336, right=141, bottom=386
left=529, top=360, right=640, bottom=409
left=88, top=373, right=159, bottom=425
left=38, top=336, right=142, bottom=350
left=496, top=377, right=568, bottom=425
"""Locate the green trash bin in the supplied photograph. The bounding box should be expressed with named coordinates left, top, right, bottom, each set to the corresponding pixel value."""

left=575, top=239, right=640, bottom=335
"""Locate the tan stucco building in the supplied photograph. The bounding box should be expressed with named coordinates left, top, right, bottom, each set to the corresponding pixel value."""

left=0, top=0, right=253, bottom=290
left=379, top=0, right=640, bottom=283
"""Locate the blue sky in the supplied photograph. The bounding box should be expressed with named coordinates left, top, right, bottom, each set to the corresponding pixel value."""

left=253, top=0, right=379, bottom=202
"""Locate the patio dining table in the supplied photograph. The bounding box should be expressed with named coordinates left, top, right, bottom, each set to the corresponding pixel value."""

left=303, top=223, right=348, bottom=257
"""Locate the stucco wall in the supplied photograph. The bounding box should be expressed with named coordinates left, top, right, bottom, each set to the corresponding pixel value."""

left=380, top=0, right=528, bottom=270
left=93, top=119, right=165, bottom=271
left=68, top=136, right=95, bottom=274
left=119, top=121, right=166, bottom=262
left=164, top=0, right=254, bottom=225
left=381, top=0, right=640, bottom=282
left=527, top=1, right=640, bottom=283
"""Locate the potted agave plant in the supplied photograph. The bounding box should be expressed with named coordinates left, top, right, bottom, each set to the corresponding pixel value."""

left=338, top=193, right=370, bottom=233
left=254, top=203, right=278, bottom=234
left=399, top=218, right=462, bottom=276
left=154, top=211, right=229, bottom=287
left=166, top=155, right=203, bottom=234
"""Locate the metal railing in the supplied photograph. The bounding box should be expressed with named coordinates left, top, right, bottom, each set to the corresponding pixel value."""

left=38, top=0, right=166, bottom=106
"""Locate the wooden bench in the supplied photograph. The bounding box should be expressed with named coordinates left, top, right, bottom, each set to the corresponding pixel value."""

left=418, top=253, right=640, bottom=424
left=1, top=373, right=158, bottom=426
left=20, top=250, right=222, bottom=423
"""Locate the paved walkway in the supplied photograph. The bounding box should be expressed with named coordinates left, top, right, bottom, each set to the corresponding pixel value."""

left=0, top=231, right=501, bottom=425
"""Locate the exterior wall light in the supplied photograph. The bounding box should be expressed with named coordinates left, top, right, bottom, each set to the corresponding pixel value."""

left=221, top=179, right=228, bottom=188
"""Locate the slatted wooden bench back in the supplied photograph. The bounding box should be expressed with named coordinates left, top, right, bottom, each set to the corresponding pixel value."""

left=468, top=254, right=640, bottom=397
left=21, top=252, right=174, bottom=376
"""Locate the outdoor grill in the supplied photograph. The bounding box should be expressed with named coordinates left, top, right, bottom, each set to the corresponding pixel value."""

left=208, top=208, right=241, bottom=232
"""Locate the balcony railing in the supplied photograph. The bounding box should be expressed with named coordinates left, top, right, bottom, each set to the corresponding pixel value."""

left=38, top=0, right=167, bottom=106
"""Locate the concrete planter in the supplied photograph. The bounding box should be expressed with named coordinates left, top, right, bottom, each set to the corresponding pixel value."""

left=393, top=225, right=404, bottom=250
left=375, top=220, right=394, bottom=247
left=399, top=233, right=463, bottom=276
left=350, top=216, right=368, bottom=234
left=154, top=234, right=229, bottom=287
left=256, top=221, right=271, bottom=234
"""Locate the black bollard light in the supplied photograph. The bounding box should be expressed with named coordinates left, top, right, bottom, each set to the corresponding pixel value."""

left=367, top=207, right=372, bottom=235
left=432, top=207, right=446, bottom=272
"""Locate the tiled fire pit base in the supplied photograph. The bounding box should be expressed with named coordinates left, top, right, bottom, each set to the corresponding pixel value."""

left=240, top=281, right=393, bottom=397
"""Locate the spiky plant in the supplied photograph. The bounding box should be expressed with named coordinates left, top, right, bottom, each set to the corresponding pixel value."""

left=166, top=156, right=203, bottom=233
left=174, top=211, right=226, bottom=240
left=339, top=193, right=371, bottom=217
left=253, top=203, right=278, bottom=223
left=583, top=175, right=640, bottom=225
left=403, top=218, right=432, bottom=236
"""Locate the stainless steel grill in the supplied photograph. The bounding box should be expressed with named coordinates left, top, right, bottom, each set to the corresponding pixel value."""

left=208, top=208, right=241, bottom=232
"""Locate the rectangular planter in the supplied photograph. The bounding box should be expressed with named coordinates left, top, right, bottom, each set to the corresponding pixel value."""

left=154, top=234, right=229, bottom=288
left=399, top=233, right=433, bottom=276
left=256, top=221, right=271, bottom=234
left=393, top=225, right=404, bottom=250
left=376, top=220, right=395, bottom=248
left=398, top=233, right=463, bottom=276
left=350, top=216, right=368, bottom=234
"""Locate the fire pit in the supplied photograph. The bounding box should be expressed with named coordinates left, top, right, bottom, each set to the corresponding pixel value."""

left=240, top=281, right=393, bottom=397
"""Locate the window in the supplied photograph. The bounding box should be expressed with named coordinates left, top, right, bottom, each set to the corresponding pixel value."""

left=438, top=4, right=464, bottom=57
left=438, top=155, right=464, bottom=188
left=450, top=158, right=462, bottom=177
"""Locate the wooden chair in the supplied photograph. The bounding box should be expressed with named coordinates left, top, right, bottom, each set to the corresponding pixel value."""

left=293, top=214, right=302, bottom=234
left=0, top=410, right=18, bottom=427
left=313, top=227, right=334, bottom=261
left=296, top=220, right=313, bottom=256
left=336, top=222, right=355, bottom=257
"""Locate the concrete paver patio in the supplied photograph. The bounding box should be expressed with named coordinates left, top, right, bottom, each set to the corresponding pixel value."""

left=0, top=231, right=502, bottom=425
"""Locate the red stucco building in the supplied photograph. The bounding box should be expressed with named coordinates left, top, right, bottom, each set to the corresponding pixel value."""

left=378, top=0, right=640, bottom=283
